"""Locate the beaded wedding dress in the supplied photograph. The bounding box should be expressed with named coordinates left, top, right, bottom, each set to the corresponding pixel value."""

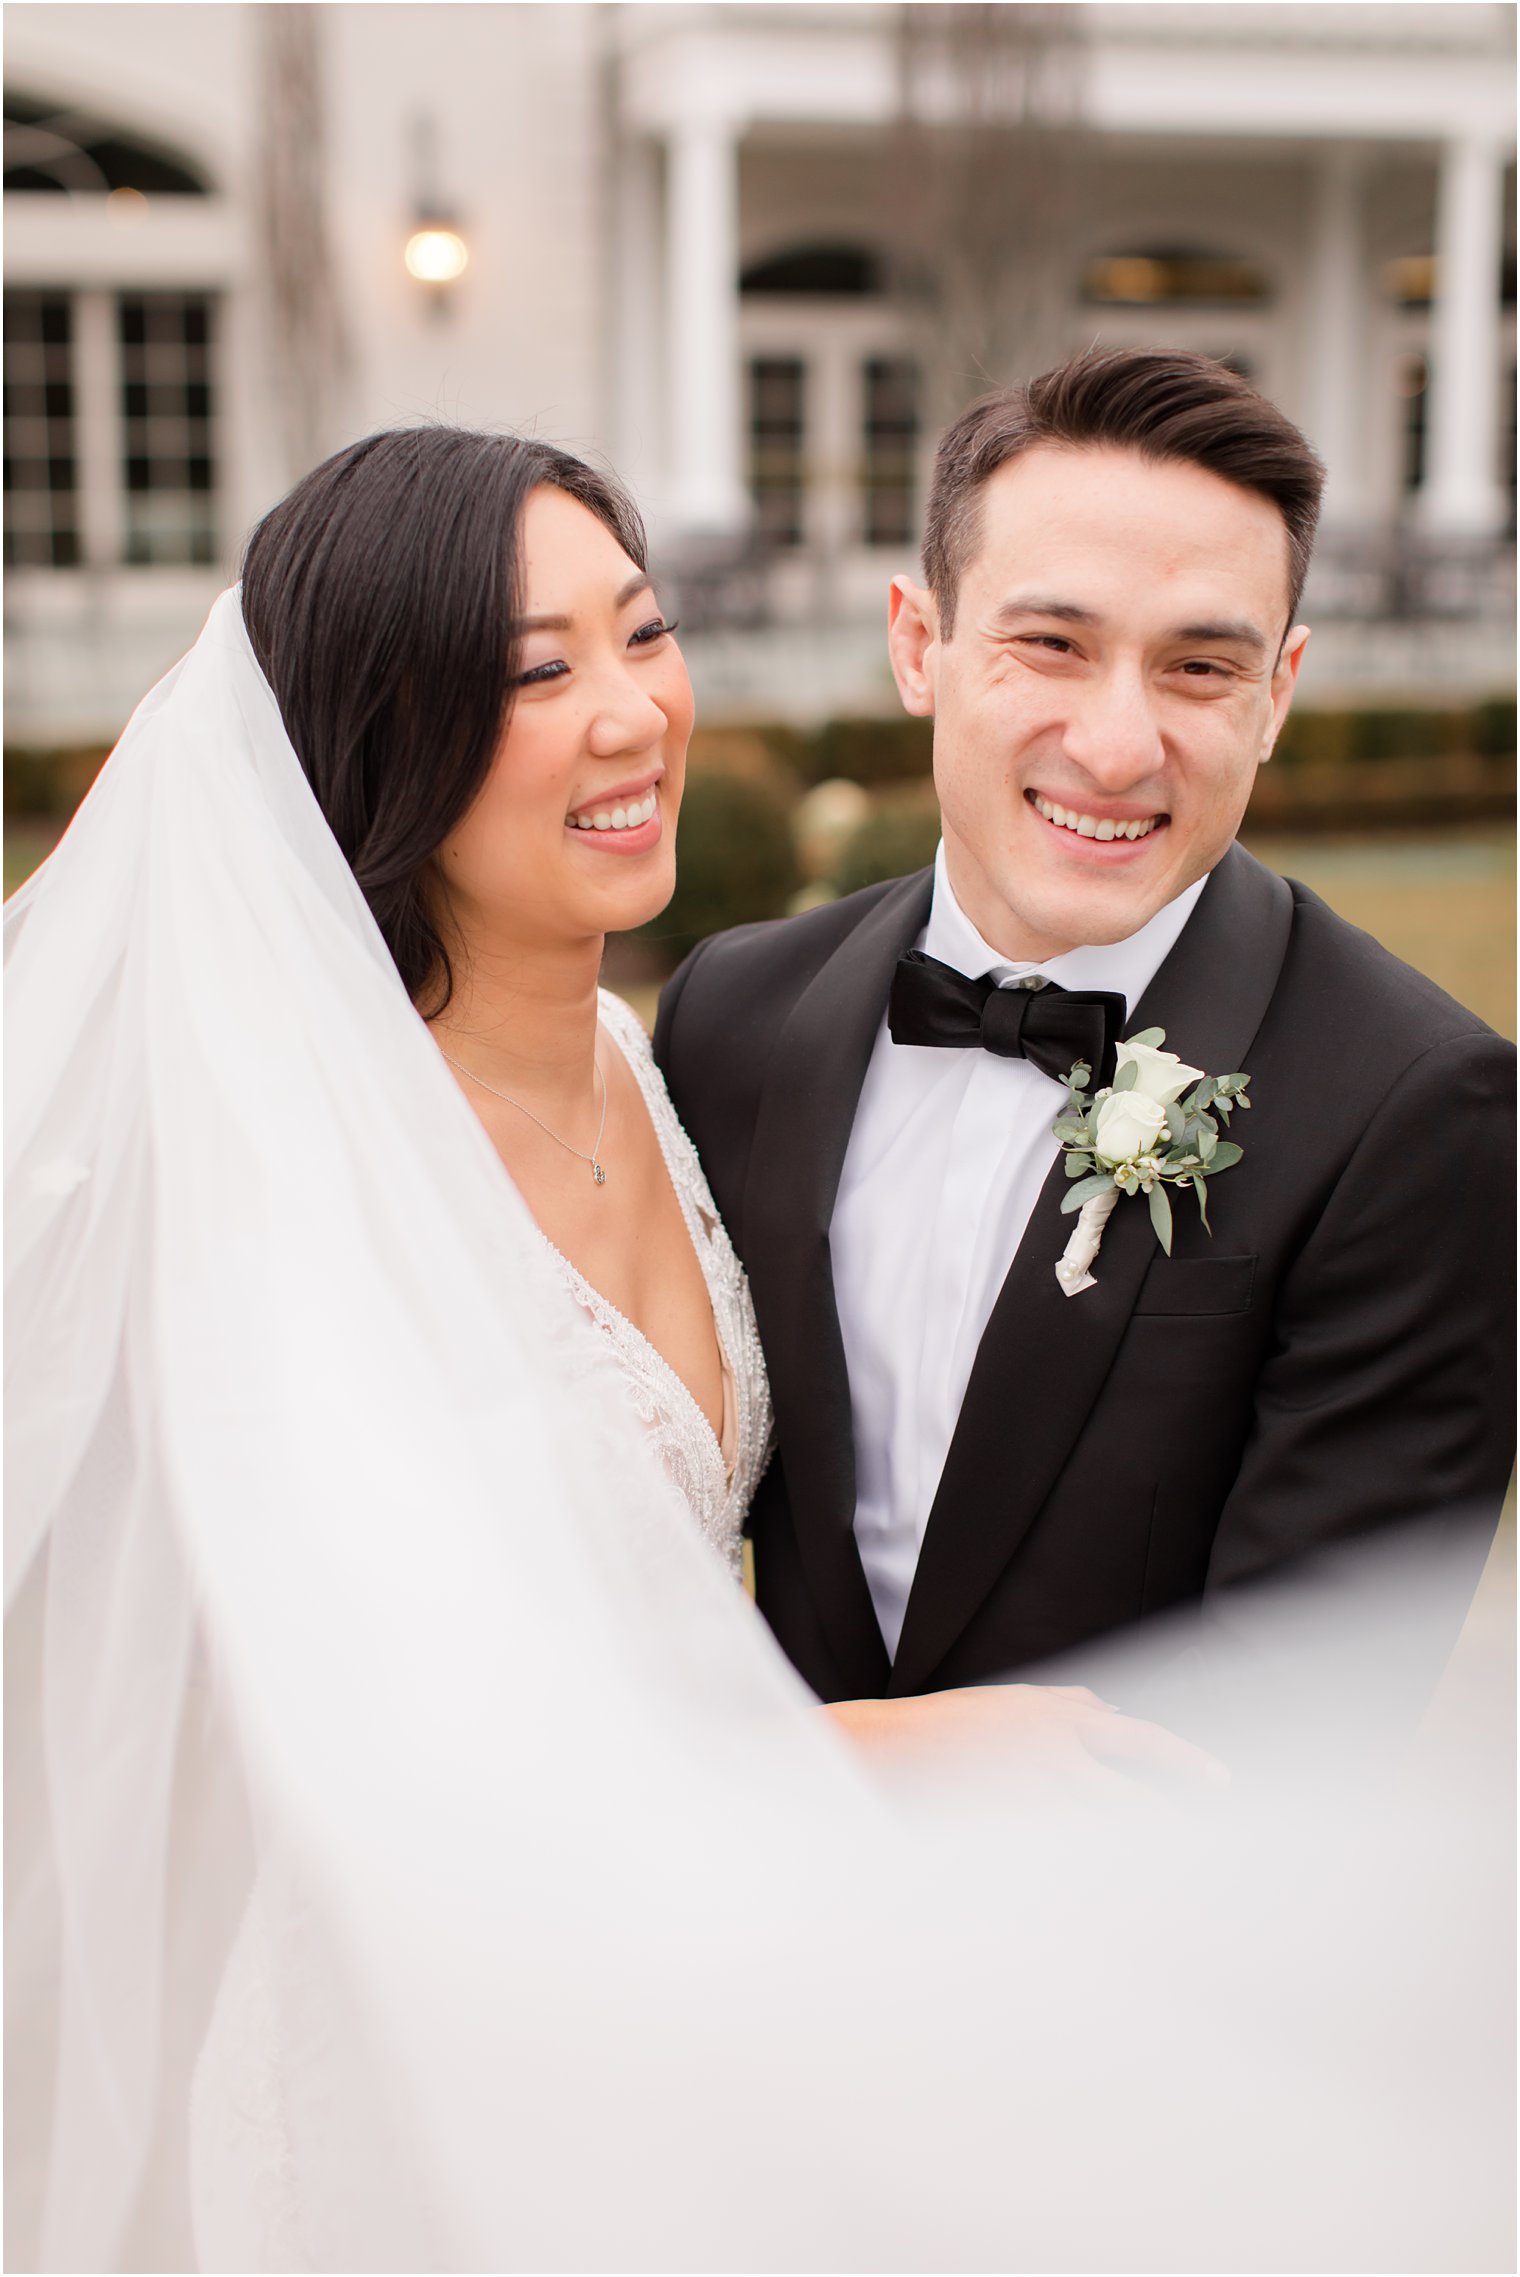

left=7, top=594, right=1510, bottom=2274
left=538, top=989, right=771, bottom=1583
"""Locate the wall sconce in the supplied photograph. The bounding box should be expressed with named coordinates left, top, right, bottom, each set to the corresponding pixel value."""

left=404, top=116, right=467, bottom=308
left=404, top=220, right=469, bottom=285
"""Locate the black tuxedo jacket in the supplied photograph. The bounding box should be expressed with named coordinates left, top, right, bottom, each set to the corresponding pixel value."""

left=653, top=845, right=1515, bottom=1703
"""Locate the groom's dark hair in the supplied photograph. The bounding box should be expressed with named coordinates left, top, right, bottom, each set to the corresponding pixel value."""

left=240, top=426, right=647, bottom=1015
left=923, top=348, right=1325, bottom=640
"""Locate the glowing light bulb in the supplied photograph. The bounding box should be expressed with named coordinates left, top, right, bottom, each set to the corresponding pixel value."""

left=405, top=227, right=469, bottom=284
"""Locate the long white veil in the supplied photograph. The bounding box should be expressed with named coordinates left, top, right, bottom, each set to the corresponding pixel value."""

left=6, top=593, right=1512, bottom=2271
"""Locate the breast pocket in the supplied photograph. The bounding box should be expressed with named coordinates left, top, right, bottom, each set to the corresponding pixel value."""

left=1132, top=1254, right=1257, bottom=1318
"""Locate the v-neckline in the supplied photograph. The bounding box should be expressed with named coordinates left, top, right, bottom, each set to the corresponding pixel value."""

left=529, top=1002, right=735, bottom=1487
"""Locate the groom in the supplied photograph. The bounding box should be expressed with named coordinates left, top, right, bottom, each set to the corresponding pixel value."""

left=654, top=348, right=1515, bottom=1706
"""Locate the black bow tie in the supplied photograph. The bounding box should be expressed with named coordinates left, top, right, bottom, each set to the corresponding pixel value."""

left=888, top=950, right=1125, bottom=1086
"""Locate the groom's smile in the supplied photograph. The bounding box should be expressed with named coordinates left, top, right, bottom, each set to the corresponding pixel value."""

left=887, top=443, right=1310, bottom=965
left=1025, top=789, right=1168, bottom=849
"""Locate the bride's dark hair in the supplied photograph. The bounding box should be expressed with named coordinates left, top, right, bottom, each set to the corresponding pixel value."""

left=239, top=426, right=648, bottom=1012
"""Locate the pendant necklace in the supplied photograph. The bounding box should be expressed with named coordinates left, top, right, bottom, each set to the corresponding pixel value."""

left=440, top=1048, right=609, bottom=1186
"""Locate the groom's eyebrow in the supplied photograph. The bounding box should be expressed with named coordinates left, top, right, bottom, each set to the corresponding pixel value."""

left=993, top=593, right=1268, bottom=651
left=1173, top=617, right=1268, bottom=650
left=992, top=594, right=1100, bottom=627
left=516, top=574, right=655, bottom=634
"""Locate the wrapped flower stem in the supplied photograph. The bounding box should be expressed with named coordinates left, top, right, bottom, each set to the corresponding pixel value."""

left=1055, top=1186, right=1121, bottom=1298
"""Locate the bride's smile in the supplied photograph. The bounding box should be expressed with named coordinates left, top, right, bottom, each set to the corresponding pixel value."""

left=435, top=483, right=692, bottom=953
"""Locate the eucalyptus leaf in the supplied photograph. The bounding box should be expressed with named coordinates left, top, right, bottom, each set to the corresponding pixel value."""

left=1193, top=1176, right=1212, bottom=1232
left=1194, top=1076, right=1218, bottom=1110
left=1127, top=1027, right=1165, bottom=1049
left=1069, top=1063, right=1091, bottom=1092
left=1208, top=1140, right=1243, bottom=1172
left=1063, top=1152, right=1094, bottom=1178
left=1198, top=1123, right=1217, bottom=1162
left=1061, top=1172, right=1117, bottom=1213
left=1165, top=1099, right=1187, bottom=1144
left=1113, top=1059, right=1139, bottom=1093
left=1052, top=1119, right=1090, bottom=1145
left=1148, top=1181, right=1173, bottom=1253
left=1121, top=1169, right=1140, bottom=1197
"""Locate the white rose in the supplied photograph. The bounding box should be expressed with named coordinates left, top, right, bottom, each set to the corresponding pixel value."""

left=1114, top=1038, right=1205, bottom=1107
left=1093, top=1090, right=1169, bottom=1167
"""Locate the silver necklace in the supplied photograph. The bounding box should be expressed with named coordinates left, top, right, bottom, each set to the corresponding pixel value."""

left=440, top=1048, right=609, bottom=1186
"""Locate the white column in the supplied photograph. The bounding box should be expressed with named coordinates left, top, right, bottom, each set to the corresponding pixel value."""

left=1303, top=146, right=1366, bottom=530
left=609, top=135, right=664, bottom=510
left=72, top=291, right=125, bottom=569
left=663, top=114, right=749, bottom=536
left=1417, top=136, right=1507, bottom=535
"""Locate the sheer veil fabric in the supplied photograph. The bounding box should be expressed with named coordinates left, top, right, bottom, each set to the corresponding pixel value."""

left=6, top=595, right=1512, bottom=2272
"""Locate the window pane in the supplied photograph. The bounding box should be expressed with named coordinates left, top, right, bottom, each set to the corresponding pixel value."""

left=117, top=293, right=219, bottom=564
left=1083, top=252, right=1270, bottom=307
left=3, top=292, right=78, bottom=567
left=748, top=357, right=806, bottom=549
left=862, top=357, right=918, bottom=548
left=1396, top=354, right=1429, bottom=495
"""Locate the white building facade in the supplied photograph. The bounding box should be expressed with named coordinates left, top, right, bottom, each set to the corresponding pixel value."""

left=4, top=0, right=1514, bottom=744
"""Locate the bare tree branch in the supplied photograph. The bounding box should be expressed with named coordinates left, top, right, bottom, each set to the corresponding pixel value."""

left=257, top=4, right=349, bottom=483
left=889, top=4, right=1088, bottom=428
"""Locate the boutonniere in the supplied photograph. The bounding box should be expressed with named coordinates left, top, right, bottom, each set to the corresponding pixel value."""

left=1050, top=1030, right=1251, bottom=1297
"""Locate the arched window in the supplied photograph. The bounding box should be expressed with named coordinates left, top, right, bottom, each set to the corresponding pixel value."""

left=3, top=91, right=210, bottom=196
left=1082, top=249, right=1271, bottom=307
left=740, top=245, right=882, bottom=299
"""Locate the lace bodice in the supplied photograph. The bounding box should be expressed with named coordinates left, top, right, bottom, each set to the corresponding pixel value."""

left=532, top=991, right=772, bottom=1580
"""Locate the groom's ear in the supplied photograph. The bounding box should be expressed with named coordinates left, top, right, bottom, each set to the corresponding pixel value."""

left=887, top=577, right=938, bottom=718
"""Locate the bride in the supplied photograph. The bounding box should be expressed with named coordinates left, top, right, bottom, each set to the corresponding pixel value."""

left=7, top=429, right=1508, bottom=2274
left=240, top=428, right=771, bottom=1579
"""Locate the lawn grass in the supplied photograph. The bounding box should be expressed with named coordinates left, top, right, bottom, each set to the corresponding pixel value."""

left=1243, top=826, right=1514, bottom=1040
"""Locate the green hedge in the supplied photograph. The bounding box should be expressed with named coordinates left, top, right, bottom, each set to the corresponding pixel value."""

left=803, top=715, right=934, bottom=787
left=1271, top=701, right=1514, bottom=767
left=3, top=748, right=56, bottom=819
left=831, top=803, right=942, bottom=897
left=10, top=694, right=1512, bottom=822
left=743, top=698, right=1518, bottom=785
left=1471, top=695, right=1517, bottom=757
left=3, top=744, right=111, bottom=819
left=636, top=770, right=800, bottom=971
left=734, top=716, right=933, bottom=788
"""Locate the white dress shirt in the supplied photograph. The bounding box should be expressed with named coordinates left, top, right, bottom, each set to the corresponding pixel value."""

left=830, top=842, right=1208, bottom=1660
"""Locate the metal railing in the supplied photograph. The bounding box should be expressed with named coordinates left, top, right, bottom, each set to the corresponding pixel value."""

left=660, top=526, right=1517, bottom=633
left=1303, top=533, right=1516, bottom=623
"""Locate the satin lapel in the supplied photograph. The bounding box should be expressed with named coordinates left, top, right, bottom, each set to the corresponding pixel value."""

left=743, top=868, right=935, bottom=1697
left=890, top=846, right=1296, bottom=1695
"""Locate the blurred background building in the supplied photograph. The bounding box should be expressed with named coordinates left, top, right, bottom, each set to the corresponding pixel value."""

left=4, top=0, right=1516, bottom=742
